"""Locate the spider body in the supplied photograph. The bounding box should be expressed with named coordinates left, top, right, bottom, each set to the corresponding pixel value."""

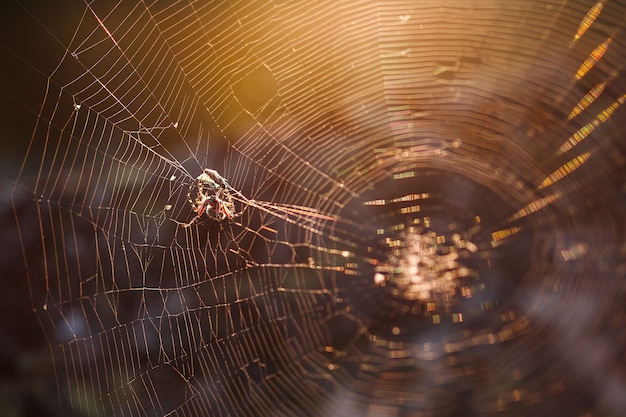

left=184, top=169, right=236, bottom=226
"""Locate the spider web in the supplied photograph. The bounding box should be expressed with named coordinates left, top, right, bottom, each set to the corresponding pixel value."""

left=8, top=0, right=626, bottom=416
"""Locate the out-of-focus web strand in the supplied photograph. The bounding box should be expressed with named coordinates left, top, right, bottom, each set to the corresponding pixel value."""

left=596, top=94, right=626, bottom=122
left=568, top=55, right=626, bottom=122
left=561, top=121, right=597, bottom=154
left=569, top=1, right=604, bottom=47
left=575, top=37, right=611, bottom=80
left=508, top=193, right=560, bottom=223
left=553, top=2, right=607, bottom=112
left=558, top=93, right=626, bottom=154
left=567, top=81, right=606, bottom=120
left=537, top=152, right=593, bottom=189
left=491, top=227, right=522, bottom=248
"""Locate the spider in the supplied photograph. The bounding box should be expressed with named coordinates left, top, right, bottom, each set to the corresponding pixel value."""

left=183, top=168, right=237, bottom=227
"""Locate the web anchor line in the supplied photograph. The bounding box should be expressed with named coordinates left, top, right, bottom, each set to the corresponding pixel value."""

left=175, top=168, right=353, bottom=240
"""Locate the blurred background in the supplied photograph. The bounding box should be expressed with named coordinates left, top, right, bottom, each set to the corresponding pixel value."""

left=1, top=0, right=625, bottom=416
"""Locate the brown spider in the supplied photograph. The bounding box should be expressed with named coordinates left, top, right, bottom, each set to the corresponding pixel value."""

left=183, top=169, right=236, bottom=227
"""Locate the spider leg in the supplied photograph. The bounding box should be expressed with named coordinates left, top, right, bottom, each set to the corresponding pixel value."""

left=196, top=194, right=213, bottom=218
left=222, top=203, right=233, bottom=219
left=211, top=197, right=224, bottom=220
left=182, top=215, right=198, bottom=228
